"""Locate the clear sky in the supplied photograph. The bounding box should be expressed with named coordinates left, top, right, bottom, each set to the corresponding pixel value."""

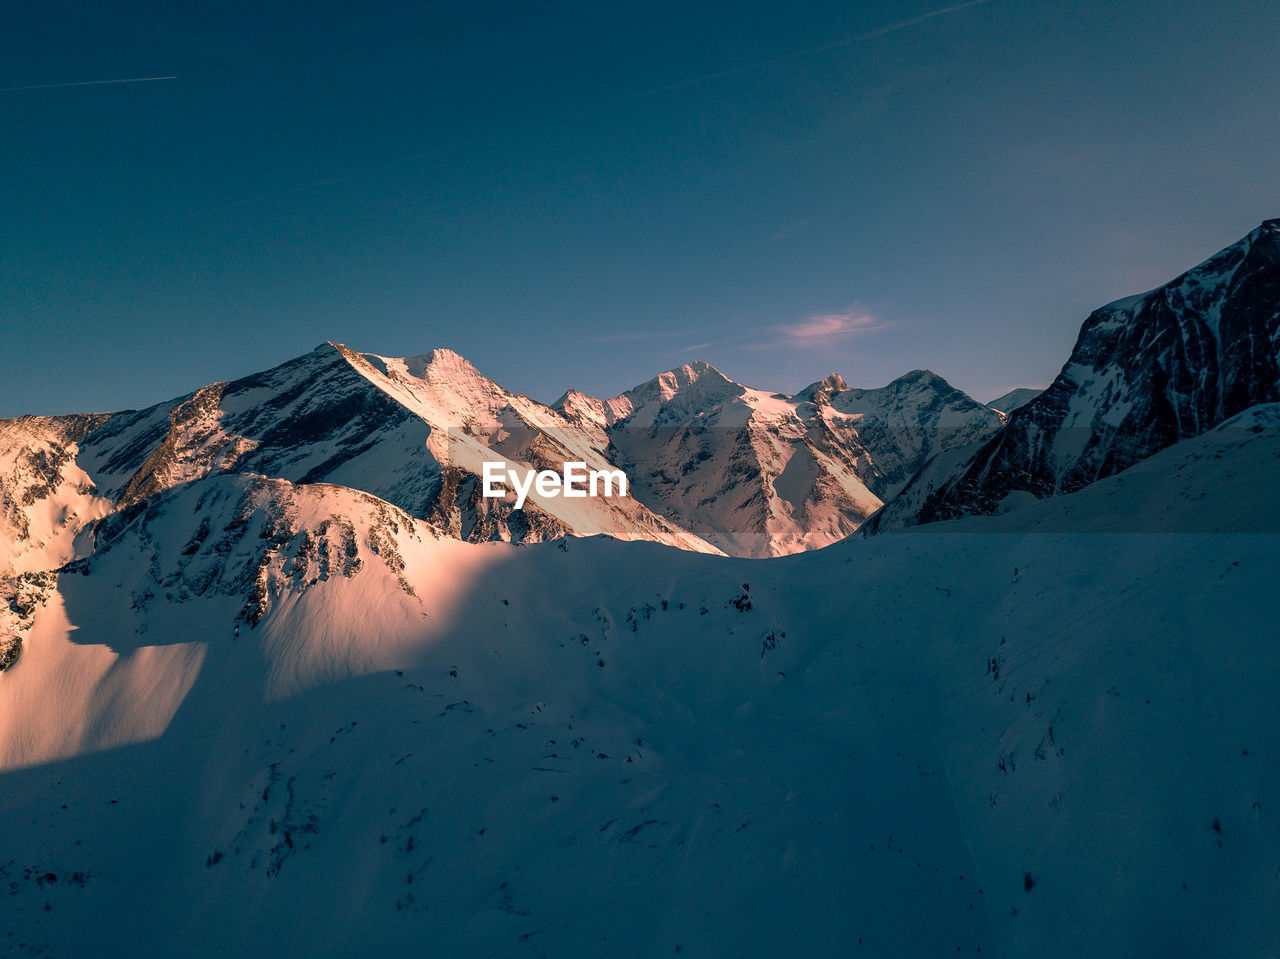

left=2, top=0, right=1278, bottom=416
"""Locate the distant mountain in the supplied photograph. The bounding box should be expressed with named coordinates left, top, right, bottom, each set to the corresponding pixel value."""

left=803, top=369, right=1006, bottom=494
left=555, top=364, right=1001, bottom=557
left=869, top=219, right=1280, bottom=530
left=1, top=343, right=717, bottom=559
left=0, top=345, right=1002, bottom=654
left=986, top=388, right=1041, bottom=414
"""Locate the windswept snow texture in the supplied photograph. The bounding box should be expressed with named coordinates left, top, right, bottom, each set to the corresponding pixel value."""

left=556, top=363, right=1001, bottom=556
left=0, top=418, right=1278, bottom=956
left=872, top=219, right=1280, bottom=530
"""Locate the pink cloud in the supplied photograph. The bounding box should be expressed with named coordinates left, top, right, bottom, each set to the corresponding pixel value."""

left=777, top=311, right=881, bottom=342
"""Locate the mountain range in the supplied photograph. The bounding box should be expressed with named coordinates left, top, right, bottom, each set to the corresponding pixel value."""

left=0, top=340, right=1009, bottom=571
left=2, top=220, right=1279, bottom=957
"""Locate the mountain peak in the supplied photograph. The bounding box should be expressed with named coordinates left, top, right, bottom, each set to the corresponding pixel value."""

left=822, top=372, right=850, bottom=391
left=316, top=340, right=356, bottom=361
left=663, top=359, right=728, bottom=385
left=550, top=388, right=613, bottom=428
left=986, top=387, right=1042, bottom=415
left=398, top=347, right=486, bottom=383
left=415, top=347, right=470, bottom=364
left=893, top=369, right=948, bottom=388
left=550, top=387, right=591, bottom=409
left=795, top=373, right=850, bottom=403
left=1246, top=217, right=1280, bottom=255
left=625, top=361, right=738, bottom=402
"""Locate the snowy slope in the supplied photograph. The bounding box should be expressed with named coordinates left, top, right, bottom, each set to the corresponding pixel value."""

left=0, top=414, right=112, bottom=576
left=871, top=219, right=1280, bottom=530
left=929, top=403, right=1280, bottom=533
left=0, top=415, right=115, bottom=670
left=0, top=419, right=1277, bottom=957
left=986, top=388, right=1041, bottom=415
left=556, top=363, right=1000, bottom=557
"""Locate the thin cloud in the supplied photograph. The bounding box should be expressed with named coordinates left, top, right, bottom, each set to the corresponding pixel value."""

left=0, top=75, right=177, bottom=93
left=728, top=310, right=888, bottom=351
left=778, top=311, right=882, bottom=341
left=769, top=218, right=815, bottom=243
left=819, top=0, right=996, bottom=50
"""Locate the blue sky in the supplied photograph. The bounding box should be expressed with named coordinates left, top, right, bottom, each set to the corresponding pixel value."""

left=2, top=0, right=1278, bottom=415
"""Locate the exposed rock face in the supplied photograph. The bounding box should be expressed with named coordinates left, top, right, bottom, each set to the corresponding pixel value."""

left=870, top=219, right=1280, bottom=530
left=0, top=415, right=115, bottom=669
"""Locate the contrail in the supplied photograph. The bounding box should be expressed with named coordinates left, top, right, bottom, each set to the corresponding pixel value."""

left=0, top=75, right=177, bottom=93
left=618, top=0, right=998, bottom=100
left=826, top=0, right=997, bottom=46
left=178, top=0, right=997, bottom=221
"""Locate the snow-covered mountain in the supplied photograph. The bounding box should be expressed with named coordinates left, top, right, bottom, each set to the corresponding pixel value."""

left=869, top=219, right=1280, bottom=530
left=0, top=414, right=113, bottom=576
left=986, top=388, right=1041, bottom=414
left=1, top=404, right=1277, bottom=956
left=0, top=344, right=718, bottom=566
left=806, top=369, right=1007, bottom=493
left=5, top=215, right=1280, bottom=956
left=0, top=344, right=1000, bottom=582
left=0, top=345, right=1007, bottom=669
left=555, top=363, right=1001, bottom=557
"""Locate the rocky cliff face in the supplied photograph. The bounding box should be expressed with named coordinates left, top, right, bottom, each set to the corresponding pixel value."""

left=869, top=219, right=1280, bottom=530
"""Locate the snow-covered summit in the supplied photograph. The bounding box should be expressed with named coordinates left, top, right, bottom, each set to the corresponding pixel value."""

left=793, top=372, right=850, bottom=403
left=606, top=360, right=748, bottom=429
left=986, top=388, right=1041, bottom=414
left=552, top=363, right=998, bottom=556
left=808, top=369, right=1005, bottom=493
left=2, top=344, right=720, bottom=572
